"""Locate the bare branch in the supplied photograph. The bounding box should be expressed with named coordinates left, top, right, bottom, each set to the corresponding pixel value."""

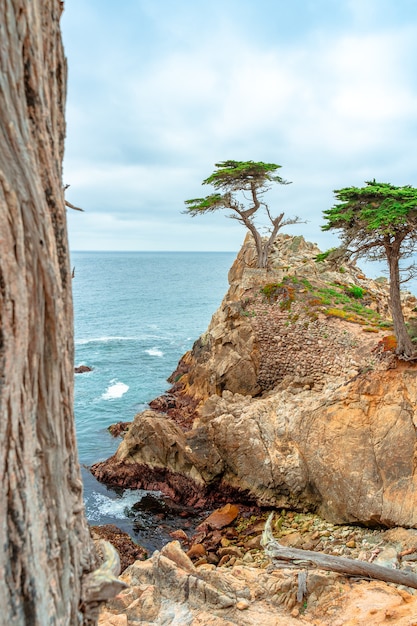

left=281, top=216, right=307, bottom=227
left=399, top=262, right=417, bottom=284
left=65, top=199, right=84, bottom=212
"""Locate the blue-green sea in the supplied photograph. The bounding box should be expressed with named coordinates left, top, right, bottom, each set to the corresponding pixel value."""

left=71, top=251, right=235, bottom=550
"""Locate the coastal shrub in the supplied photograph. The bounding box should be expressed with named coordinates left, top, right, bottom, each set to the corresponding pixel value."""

left=285, top=275, right=299, bottom=284
left=260, top=283, right=281, bottom=302
left=325, top=308, right=358, bottom=323
left=317, top=287, right=350, bottom=305
left=344, top=301, right=379, bottom=320
left=345, top=285, right=365, bottom=299
left=301, top=278, right=313, bottom=291
left=307, top=297, right=324, bottom=307
left=314, top=247, right=338, bottom=263
left=406, top=318, right=417, bottom=341
left=260, top=279, right=296, bottom=310
left=378, top=320, right=394, bottom=329
left=279, top=285, right=296, bottom=310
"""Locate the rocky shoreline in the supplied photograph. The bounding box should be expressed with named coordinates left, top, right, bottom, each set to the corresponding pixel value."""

left=98, top=502, right=417, bottom=625
left=92, top=234, right=417, bottom=624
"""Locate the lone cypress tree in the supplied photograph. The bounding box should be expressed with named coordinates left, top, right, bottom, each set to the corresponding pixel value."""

left=184, top=160, right=302, bottom=268
left=322, top=180, right=417, bottom=359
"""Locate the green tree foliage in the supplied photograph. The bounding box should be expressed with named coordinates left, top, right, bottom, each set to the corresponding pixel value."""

left=184, top=160, right=302, bottom=268
left=322, top=180, right=417, bottom=358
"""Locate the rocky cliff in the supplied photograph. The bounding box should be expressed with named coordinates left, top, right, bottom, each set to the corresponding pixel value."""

left=92, top=234, right=417, bottom=528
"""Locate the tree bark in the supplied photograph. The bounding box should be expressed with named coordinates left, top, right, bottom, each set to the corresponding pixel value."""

left=0, top=1, right=96, bottom=624
left=386, top=239, right=416, bottom=358
left=237, top=216, right=271, bottom=269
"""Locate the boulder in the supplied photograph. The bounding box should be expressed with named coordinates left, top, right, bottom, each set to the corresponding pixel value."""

left=74, top=364, right=93, bottom=373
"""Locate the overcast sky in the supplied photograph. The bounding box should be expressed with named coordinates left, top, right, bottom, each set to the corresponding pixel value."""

left=62, top=0, right=417, bottom=257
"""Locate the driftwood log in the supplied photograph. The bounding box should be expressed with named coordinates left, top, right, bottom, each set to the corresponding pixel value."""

left=262, top=513, right=417, bottom=590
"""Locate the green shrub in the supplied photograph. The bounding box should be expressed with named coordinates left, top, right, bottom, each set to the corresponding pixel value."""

left=345, top=285, right=365, bottom=299
left=314, top=248, right=338, bottom=263
left=260, top=283, right=280, bottom=302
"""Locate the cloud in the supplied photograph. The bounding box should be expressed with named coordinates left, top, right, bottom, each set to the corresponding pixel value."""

left=62, top=1, right=417, bottom=255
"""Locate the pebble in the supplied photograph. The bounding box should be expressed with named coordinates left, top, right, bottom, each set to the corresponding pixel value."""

left=184, top=507, right=417, bottom=580
left=236, top=600, right=250, bottom=610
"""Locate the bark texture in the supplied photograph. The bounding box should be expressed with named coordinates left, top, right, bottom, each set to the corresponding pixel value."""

left=0, top=1, right=95, bottom=624
left=386, top=238, right=415, bottom=358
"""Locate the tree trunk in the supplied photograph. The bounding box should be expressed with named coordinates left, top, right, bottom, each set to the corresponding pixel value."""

left=259, top=212, right=284, bottom=269
left=0, top=1, right=96, bottom=624
left=386, top=241, right=415, bottom=358
left=242, top=220, right=266, bottom=268
left=257, top=241, right=269, bottom=268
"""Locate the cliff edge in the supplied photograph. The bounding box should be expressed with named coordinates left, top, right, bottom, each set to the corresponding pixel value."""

left=92, top=234, right=417, bottom=528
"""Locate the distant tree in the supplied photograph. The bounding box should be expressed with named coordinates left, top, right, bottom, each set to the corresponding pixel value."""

left=322, top=180, right=417, bottom=359
left=184, top=160, right=303, bottom=268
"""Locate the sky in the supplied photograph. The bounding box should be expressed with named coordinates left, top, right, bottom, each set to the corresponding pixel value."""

left=62, top=0, right=417, bottom=259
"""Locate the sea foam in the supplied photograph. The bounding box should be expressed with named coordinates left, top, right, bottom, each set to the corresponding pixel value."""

left=145, top=347, right=164, bottom=357
left=76, top=336, right=135, bottom=345
left=102, top=380, right=129, bottom=400
left=86, top=490, right=148, bottom=522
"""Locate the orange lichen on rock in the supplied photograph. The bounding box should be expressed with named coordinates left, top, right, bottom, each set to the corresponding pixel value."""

left=380, top=335, right=398, bottom=352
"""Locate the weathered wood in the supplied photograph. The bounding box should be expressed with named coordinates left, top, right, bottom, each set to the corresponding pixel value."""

left=262, top=514, right=417, bottom=590
left=0, top=1, right=97, bottom=624
left=83, top=540, right=128, bottom=604
left=65, top=199, right=84, bottom=211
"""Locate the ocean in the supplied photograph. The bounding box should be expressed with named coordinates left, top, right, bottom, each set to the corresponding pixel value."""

left=71, top=251, right=235, bottom=551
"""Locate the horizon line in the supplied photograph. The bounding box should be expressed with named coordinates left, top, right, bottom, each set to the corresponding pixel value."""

left=69, top=249, right=238, bottom=253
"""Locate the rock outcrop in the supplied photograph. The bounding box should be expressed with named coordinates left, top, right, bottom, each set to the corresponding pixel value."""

left=75, top=364, right=93, bottom=374
left=91, top=234, right=417, bottom=528
left=98, top=538, right=417, bottom=626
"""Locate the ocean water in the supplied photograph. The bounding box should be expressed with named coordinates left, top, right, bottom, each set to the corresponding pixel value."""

left=71, top=251, right=235, bottom=550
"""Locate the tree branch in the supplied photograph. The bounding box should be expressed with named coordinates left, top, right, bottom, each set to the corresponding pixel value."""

left=65, top=199, right=84, bottom=212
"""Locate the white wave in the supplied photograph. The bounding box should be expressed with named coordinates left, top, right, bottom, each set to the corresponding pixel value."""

left=86, top=490, right=147, bottom=522
left=76, top=336, right=135, bottom=345
left=76, top=334, right=166, bottom=345
left=101, top=380, right=129, bottom=400
left=145, top=347, right=164, bottom=357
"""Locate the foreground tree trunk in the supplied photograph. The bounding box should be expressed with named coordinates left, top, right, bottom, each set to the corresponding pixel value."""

left=0, top=1, right=96, bottom=623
